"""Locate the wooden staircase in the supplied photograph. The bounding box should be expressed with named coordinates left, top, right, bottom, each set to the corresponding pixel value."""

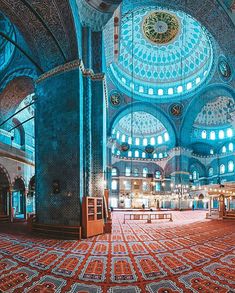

left=0, top=214, right=10, bottom=223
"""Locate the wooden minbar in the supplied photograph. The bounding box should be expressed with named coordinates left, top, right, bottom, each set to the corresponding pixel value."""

left=82, top=197, right=104, bottom=238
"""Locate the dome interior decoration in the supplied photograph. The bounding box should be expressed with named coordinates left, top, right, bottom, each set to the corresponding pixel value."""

left=114, top=111, right=166, bottom=137
left=111, top=111, right=171, bottom=160
left=194, top=96, right=235, bottom=127
left=107, top=6, right=214, bottom=101
left=142, top=11, right=179, bottom=45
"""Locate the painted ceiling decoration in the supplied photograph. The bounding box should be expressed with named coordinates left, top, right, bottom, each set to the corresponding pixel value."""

left=142, top=11, right=179, bottom=45
left=114, top=111, right=166, bottom=136
left=107, top=6, right=214, bottom=102
left=0, top=12, right=15, bottom=71
left=218, top=57, right=232, bottom=80
left=0, top=0, right=78, bottom=71
left=194, top=96, right=235, bottom=127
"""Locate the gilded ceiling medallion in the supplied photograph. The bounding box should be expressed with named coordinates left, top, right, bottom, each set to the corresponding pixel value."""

left=143, top=11, right=179, bottom=44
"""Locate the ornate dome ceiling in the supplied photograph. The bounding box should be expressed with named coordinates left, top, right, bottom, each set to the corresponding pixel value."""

left=108, top=6, right=214, bottom=102
left=114, top=111, right=166, bottom=136
left=194, top=96, right=235, bottom=127
left=0, top=12, right=15, bottom=71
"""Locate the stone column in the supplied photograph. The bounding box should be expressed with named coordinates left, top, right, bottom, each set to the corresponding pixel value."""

left=35, top=61, right=84, bottom=226
left=82, top=27, right=92, bottom=197
left=90, top=31, right=107, bottom=197
left=227, top=197, right=230, bottom=211
left=208, top=197, right=212, bottom=216
left=219, top=194, right=225, bottom=218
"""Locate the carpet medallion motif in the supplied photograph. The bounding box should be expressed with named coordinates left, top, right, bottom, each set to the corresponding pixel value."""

left=0, top=211, right=234, bottom=292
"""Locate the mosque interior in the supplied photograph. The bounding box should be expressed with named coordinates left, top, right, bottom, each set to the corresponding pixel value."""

left=0, top=0, right=234, bottom=292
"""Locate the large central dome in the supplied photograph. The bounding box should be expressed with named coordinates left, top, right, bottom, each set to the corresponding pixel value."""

left=108, top=6, right=214, bottom=101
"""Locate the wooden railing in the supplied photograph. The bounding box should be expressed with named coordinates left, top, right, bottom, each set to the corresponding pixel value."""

left=123, top=213, right=173, bottom=224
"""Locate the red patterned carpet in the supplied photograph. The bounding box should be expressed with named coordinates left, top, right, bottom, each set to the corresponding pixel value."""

left=0, top=210, right=235, bottom=292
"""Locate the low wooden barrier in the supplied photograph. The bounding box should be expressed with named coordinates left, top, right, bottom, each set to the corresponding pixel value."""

left=123, top=213, right=173, bottom=223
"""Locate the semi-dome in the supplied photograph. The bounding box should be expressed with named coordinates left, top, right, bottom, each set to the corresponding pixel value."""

left=0, top=12, right=15, bottom=71
left=115, top=111, right=166, bottom=136
left=194, top=96, right=234, bottom=127
left=108, top=6, right=214, bottom=102
left=192, top=96, right=235, bottom=142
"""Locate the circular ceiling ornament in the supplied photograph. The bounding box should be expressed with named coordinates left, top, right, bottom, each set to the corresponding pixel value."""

left=145, top=145, right=155, bottom=154
left=110, top=90, right=122, bottom=106
left=142, top=11, right=179, bottom=45
left=218, top=59, right=232, bottom=80
left=120, top=142, right=130, bottom=152
left=169, top=103, right=183, bottom=117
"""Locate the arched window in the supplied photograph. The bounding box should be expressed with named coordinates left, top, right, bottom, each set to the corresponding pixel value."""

left=222, top=146, right=226, bottom=153
left=228, top=161, right=234, bottom=172
left=164, top=132, right=169, bottom=142
left=201, top=130, right=207, bottom=139
left=135, top=150, right=139, bottom=158
left=153, top=153, right=157, bottom=158
left=210, top=131, right=215, bottom=140
left=124, top=180, right=131, bottom=190
left=210, top=149, right=214, bottom=155
left=125, top=167, right=131, bottom=176
left=128, top=137, right=132, bottom=144
left=150, top=137, right=155, bottom=145
left=121, top=134, right=126, bottom=142
left=228, top=143, right=233, bottom=152
left=112, top=180, right=118, bottom=190
left=208, top=167, right=213, bottom=177
left=143, top=167, right=148, bottom=178
left=128, top=151, right=132, bottom=157
left=158, top=136, right=163, bottom=144
left=159, top=153, right=163, bottom=159
left=12, top=118, right=25, bottom=147
left=193, top=171, right=198, bottom=180
left=143, top=138, right=148, bottom=146
left=155, top=171, right=161, bottom=179
left=133, top=168, right=139, bottom=177
left=155, top=182, right=160, bottom=191
left=142, top=152, right=146, bottom=158
left=112, top=168, right=117, bottom=176
left=135, top=138, right=140, bottom=145
left=139, top=86, right=144, bottom=93
left=220, top=164, right=225, bottom=174
left=227, top=128, right=233, bottom=138
left=116, top=131, right=120, bottom=139
left=219, top=130, right=224, bottom=139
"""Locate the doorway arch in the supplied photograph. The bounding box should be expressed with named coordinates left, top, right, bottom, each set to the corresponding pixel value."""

left=0, top=165, right=10, bottom=215
left=12, top=177, right=26, bottom=220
